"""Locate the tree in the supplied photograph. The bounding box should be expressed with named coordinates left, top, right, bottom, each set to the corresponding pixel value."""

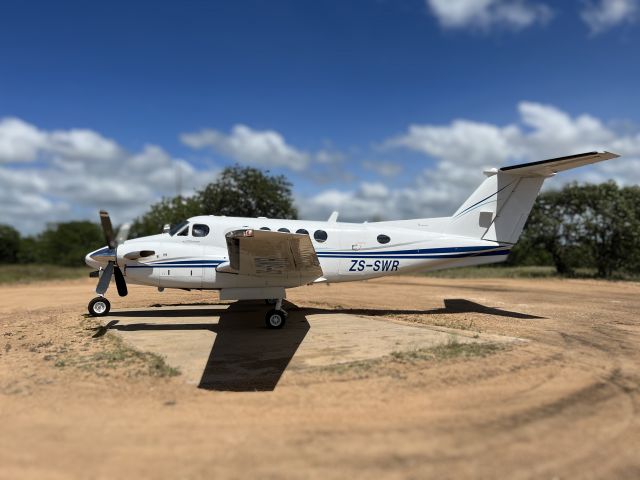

left=38, top=221, right=105, bottom=267
left=0, top=225, right=20, bottom=263
left=514, top=187, right=585, bottom=275
left=130, top=196, right=201, bottom=238
left=575, top=182, right=639, bottom=277
left=198, top=166, right=298, bottom=219
left=131, top=166, right=298, bottom=238
left=513, top=182, right=640, bottom=278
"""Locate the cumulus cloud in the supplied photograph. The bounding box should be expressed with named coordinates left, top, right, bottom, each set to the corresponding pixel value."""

left=426, top=0, right=553, bottom=31
left=301, top=102, right=640, bottom=222
left=0, top=117, right=47, bottom=163
left=362, top=160, right=402, bottom=177
left=0, top=118, right=218, bottom=234
left=581, top=0, right=638, bottom=33
left=181, top=124, right=313, bottom=171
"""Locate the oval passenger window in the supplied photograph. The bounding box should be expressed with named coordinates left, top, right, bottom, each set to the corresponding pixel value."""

left=260, top=227, right=271, bottom=231
left=278, top=228, right=290, bottom=233
left=314, top=230, right=328, bottom=243
left=192, top=224, right=210, bottom=238
left=296, top=229, right=309, bottom=235
left=377, top=234, right=390, bottom=244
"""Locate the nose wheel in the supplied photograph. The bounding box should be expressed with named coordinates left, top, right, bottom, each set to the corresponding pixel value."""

left=88, top=296, right=111, bottom=317
left=265, top=298, right=287, bottom=329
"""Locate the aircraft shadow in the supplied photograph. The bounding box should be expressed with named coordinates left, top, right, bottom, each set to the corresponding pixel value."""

left=301, top=298, right=543, bottom=320
left=91, top=298, right=539, bottom=392
left=95, top=301, right=309, bottom=392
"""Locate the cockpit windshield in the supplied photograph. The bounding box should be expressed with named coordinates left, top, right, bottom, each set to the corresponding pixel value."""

left=168, top=220, right=189, bottom=236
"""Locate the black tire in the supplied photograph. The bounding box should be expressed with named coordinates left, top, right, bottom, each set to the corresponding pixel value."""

left=265, top=309, right=287, bottom=329
left=88, top=297, right=111, bottom=317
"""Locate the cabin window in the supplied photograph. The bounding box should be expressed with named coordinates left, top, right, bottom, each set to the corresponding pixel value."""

left=260, top=227, right=271, bottom=231
left=314, top=230, right=328, bottom=243
left=377, top=234, right=390, bottom=244
left=278, top=228, right=290, bottom=233
left=296, top=229, right=309, bottom=235
left=192, top=224, right=210, bottom=237
left=177, top=226, right=189, bottom=236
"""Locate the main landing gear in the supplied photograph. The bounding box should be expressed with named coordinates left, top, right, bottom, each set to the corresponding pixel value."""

left=265, top=298, right=287, bottom=329
left=88, top=296, right=111, bottom=317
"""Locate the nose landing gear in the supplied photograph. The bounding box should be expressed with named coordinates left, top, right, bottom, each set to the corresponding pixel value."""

left=88, top=296, right=111, bottom=317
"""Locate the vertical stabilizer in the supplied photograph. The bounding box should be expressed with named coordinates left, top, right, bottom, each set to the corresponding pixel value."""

left=446, top=172, right=544, bottom=243
left=444, top=151, right=619, bottom=243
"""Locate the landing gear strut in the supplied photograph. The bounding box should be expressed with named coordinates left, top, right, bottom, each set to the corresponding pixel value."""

left=88, top=296, right=111, bottom=317
left=265, top=298, right=287, bottom=329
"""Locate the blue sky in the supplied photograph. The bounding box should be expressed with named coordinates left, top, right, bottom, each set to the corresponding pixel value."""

left=2, top=0, right=640, bottom=233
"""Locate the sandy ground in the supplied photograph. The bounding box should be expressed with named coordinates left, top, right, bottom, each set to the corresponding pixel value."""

left=1, top=276, right=639, bottom=479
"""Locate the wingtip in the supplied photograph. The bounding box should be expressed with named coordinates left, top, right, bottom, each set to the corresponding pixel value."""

left=602, top=151, right=621, bottom=159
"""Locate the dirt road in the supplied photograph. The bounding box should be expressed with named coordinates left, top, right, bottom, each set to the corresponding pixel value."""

left=1, top=276, right=639, bottom=479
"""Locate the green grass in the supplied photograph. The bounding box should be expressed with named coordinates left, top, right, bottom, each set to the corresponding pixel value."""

left=320, top=338, right=506, bottom=378
left=423, top=265, right=640, bottom=281
left=390, top=339, right=505, bottom=362
left=423, top=265, right=562, bottom=279
left=0, top=264, right=88, bottom=284
left=55, top=321, right=181, bottom=378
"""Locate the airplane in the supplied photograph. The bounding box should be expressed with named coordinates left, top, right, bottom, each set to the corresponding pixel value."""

left=85, top=151, right=620, bottom=329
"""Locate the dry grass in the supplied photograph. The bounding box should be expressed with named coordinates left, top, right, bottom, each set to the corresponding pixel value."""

left=0, top=264, right=88, bottom=284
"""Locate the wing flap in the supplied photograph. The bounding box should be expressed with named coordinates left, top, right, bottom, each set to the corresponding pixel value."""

left=223, top=229, right=323, bottom=281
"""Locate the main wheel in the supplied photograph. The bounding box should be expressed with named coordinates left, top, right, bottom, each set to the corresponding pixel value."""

left=88, top=297, right=111, bottom=317
left=265, top=309, right=287, bottom=329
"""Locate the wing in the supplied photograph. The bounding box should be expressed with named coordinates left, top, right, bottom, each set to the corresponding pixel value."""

left=219, top=229, right=323, bottom=283
left=500, top=151, right=619, bottom=177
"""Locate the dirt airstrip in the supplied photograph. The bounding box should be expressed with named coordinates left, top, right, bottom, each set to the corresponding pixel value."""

left=1, top=276, right=639, bottom=479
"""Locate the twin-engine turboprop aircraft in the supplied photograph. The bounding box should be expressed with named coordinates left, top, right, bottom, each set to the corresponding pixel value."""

left=86, top=151, right=620, bottom=328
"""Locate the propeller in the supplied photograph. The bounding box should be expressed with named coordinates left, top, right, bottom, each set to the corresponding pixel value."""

left=95, top=210, right=129, bottom=297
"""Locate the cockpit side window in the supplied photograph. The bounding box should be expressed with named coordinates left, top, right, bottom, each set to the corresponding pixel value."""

left=192, top=224, right=210, bottom=237
left=177, top=226, right=189, bottom=236
left=169, top=220, right=189, bottom=236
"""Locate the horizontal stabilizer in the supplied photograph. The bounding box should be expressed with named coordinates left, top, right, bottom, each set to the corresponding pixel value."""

left=500, top=151, right=619, bottom=177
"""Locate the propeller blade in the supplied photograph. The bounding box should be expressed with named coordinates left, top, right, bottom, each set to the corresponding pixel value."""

left=115, top=222, right=131, bottom=246
left=99, top=210, right=116, bottom=249
left=114, top=266, right=128, bottom=297
left=96, top=261, right=114, bottom=295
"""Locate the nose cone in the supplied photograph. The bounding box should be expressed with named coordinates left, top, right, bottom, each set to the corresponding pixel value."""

left=85, top=246, right=116, bottom=269
left=85, top=251, right=99, bottom=269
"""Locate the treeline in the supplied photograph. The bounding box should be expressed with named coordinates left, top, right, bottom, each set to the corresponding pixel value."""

left=509, top=181, right=640, bottom=278
left=1, top=170, right=639, bottom=278
left=0, top=221, right=104, bottom=267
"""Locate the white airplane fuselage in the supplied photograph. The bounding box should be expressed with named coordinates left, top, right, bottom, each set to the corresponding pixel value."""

left=86, top=215, right=510, bottom=291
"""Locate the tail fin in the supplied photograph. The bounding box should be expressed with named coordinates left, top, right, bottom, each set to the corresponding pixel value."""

left=445, top=151, right=619, bottom=243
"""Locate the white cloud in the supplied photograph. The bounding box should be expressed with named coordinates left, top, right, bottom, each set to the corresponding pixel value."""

left=0, top=117, right=47, bottom=163
left=362, top=160, right=402, bottom=177
left=0, top=118, right=123, bottom=164
left=0, top=118, right=218, bottom=234
left=48, top=128, right=123, bottom=161
left=426, top=0, right=553, bottom=30
left=181, top=124, right=311, bottom=171
left=301, top=102, right=640, bottom=222
left=581, top=0, right=638, bottom=33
